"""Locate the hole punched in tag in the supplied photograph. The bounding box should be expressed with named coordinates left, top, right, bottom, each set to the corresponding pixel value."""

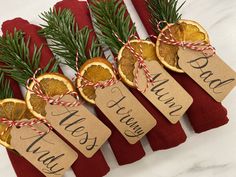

left=155, top=20, right=211, bottom=73
left=77, top=57, right=156, bottom=144
left=25, top=68, right=111, bottom=158
left=153, top=20, right=236, bottom=102
left=114, top=32, right=193, bottom=124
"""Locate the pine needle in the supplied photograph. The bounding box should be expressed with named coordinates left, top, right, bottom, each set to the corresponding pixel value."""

left=0, top=30, right=59, bottom=86
left=40, top=8, right=102, bottom=71
left=147, top=0, right=185, bottom=33
left=0, top=71, right=13, bottom=99
left=89, top=0, right=136, bottom=55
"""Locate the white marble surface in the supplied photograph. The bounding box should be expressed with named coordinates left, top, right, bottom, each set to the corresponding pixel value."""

left=0, top=0, right=236, bottom=177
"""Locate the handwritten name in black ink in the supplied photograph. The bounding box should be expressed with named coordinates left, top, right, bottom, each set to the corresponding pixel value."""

left=51, top=108, right=98, bottom=151
left=106, top=87, right=145, bottom=138
left=21, top=134, right=64, bottom=175
left=150, top=73, right=182, bottom=116
left=187, top=56, right=235, bottom=94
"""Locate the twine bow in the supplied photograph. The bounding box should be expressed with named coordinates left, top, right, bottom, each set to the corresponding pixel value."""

left=26, top=68, right=83, bottom=107
left=156, top=21, right=216, bottom=57
left=114, top=33, right=154, bottom=92
left=0, top=117, right=53, bottom=136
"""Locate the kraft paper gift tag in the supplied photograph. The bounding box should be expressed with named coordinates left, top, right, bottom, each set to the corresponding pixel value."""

left=45, top=95, right=111, bottom=158
left=11, top=121, right=78, bottom=177
left=95, top=81, right=157, bottom=144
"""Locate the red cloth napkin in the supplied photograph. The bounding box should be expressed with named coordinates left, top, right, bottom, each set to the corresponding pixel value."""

left=131, top=0, right=229, bottom=133
left=1, top=19, right=45, bottom=177
left=7, top=79, right=45, bottom=177
left=88, top=0, right=187, bottom=151
left=54, top=0, right=145, bottom=165
left=2, top=18, right=110, bottom=177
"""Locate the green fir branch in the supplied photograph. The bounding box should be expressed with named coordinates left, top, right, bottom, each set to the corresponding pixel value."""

left=89, top=0, right=136, bottom=55
left=40, top=8, right=102, bottom=71
left=147, top=0, right=185, bottom=33
left=0, top=71, right=13, bottom=99
left=0, top=30, right=58, bottom=86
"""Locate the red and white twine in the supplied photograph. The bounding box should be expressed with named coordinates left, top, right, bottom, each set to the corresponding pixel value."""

left=26, top=68, right=83, bottom=107
left=113, top=33, right=154, bottom=92
left=156, top=21, right=216, bottom=57
left=0, top=117, right=53, bottom=136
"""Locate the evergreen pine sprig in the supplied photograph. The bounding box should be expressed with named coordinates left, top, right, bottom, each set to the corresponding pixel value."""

left=0, top=30, right=58, bottom=86
left=0, top=72, right=13, bottom=99
left=40, top=8, right=102, bottom=71
left=90, top=0, right=136, bottom=55
left=147, top=0, right=185, bottom=33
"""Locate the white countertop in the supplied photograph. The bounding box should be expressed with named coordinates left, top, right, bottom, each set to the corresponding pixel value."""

left=0, top=0, right=236, bottom=177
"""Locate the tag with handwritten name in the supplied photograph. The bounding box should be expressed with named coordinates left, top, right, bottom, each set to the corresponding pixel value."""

left=134, top=60, right=193, bottom=124
left=178, top=48, right=236, bottom=102
left=45, top=95, right=111, bottom=158
left=11, top=121, right=78, bottom=177
left=95, top=81, right=157, bottom=144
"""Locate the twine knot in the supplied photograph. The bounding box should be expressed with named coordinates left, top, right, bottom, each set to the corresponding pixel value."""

left=113, top=33, right=154, bottom=93
left=26, top=68, right=83, bottom=108
left=157, top=21, right=216, bottom=57
left=0, top=117, right=53, bottom=136
left=75, top=52, right=118, bottom=89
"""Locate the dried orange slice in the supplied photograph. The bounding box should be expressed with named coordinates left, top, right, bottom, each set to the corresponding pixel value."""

left=25, top=73, right=75, bottom=119
left=156, top=19, right=209, bottom=73
left=77, top=57, right=116, bottom=104
left=0, top=98, right=34, bottom=149
left=117, top=39, right=158, bottom=87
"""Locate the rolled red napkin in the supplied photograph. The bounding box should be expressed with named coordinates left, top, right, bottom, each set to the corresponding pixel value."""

left=1, top=19, right=44, bottom=177
left=2, top=18, right=110, bottom=177
left=88, top=0, right=187, bottom=150
left=131, top=0, right=229, bottom=133
left=53, top=0, right=145, bottom=165
left=7, top=78, right=44, bottom=177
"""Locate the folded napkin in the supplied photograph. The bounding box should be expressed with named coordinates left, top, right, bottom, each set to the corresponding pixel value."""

left=2, top=18, right=110, bottom=177
left=131, top=0, right=229, bottom=133
left=88, top=0, right=187, bottom=151
left=54, top=0, right=146, bottom=165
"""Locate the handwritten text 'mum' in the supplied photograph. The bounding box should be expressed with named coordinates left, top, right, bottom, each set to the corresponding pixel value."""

left=150, top=73, right=183, bottom=116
